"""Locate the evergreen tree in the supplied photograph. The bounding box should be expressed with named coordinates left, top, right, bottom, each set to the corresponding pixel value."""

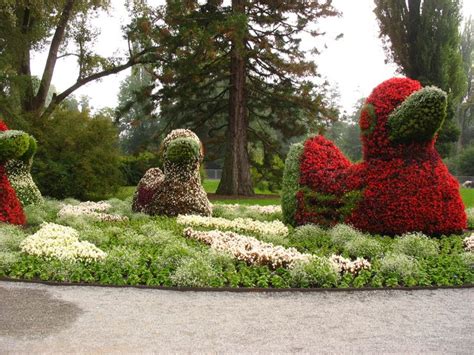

left=129, top=0, right=338, bottom=195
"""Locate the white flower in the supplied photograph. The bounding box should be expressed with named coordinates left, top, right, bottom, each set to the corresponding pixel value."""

left=20, top=223, right=107, bottom=262
left=177, top=214, right=288, bottom=237
left=58, top=201, right=128, bottom=222
left=463, top=234, right=474, bottom=252
left=329, top=254, right=371, bottom=275
left=212, top=204, right=282, bottom=214
left=183, top=227, right=311, bottom=269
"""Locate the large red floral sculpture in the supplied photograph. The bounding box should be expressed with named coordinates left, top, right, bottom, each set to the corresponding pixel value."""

left=0, top=120, right=27, bottom=225
left=282, top=77, right=467, bottom=235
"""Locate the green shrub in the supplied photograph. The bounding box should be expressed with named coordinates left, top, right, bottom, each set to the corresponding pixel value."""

left=0, top=130, right=30, bottom=161
left=120, top=151, right=161, bottom=186
left=0, top=223, right=26, bottom=251
left=31, top=107, right=123, bottom=200
left=328, top=224, right=365, bottom=247
left=281, top=141, right=304, bottom=225
left=170, top=253, right=220, bottom=287
left=457, top=145, right=474, bottom=176
left=165, top=138, right=200, bottom=165
left=344, top=236, right=383, bottom=259
left=23, top=198, right=62, bottom=226
left=289, top=258, right=340, bottom=287
left=466, top=209, right=474, bottom=230
left=392, top=232, right=439, bottom=259
left=379, top=253, right=421, bottom=281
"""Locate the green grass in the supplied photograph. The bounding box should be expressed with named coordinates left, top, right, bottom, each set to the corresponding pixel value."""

left=461, top=188, right=474, bottom=208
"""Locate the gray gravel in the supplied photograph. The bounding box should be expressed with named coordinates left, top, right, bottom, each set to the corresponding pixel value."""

left=0, top=281, right=473, bottom=354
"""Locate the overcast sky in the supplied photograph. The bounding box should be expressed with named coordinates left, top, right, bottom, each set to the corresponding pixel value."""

left=31, top=0, right=474, bottom=115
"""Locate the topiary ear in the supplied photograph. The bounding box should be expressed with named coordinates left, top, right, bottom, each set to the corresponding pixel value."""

left=19, top=135, right=37, bottom=163
left=0, top=130, right=30, bottom=161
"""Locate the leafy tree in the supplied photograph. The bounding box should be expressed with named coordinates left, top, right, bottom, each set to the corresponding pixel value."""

left=129, top=0, right=339, bottom=195
left=116, top=66, right=162, bottom=154
left=0, top=0, right=160, bottom=125
left=457, top=17, right=474, bottom=149
left=32, top=101, right=123, bottom=200
left=374, top=0, right=467, bottom=156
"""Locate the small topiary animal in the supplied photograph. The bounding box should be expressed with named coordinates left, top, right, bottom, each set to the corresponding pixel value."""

left=132, top=129, right=212, bottom=216
left=6, top=135, right=43, bottom=206
left=282, top=77, right=466, bottom=235
left=0, top=120, right=28, bottom=225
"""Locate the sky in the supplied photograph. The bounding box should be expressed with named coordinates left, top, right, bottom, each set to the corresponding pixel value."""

left=31, top=0, right=474, bottom=115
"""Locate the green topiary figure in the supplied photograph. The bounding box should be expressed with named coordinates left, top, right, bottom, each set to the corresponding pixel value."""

left=6, top=135, right=43, bottom=206
left=133, top=129, right=212, bottom=216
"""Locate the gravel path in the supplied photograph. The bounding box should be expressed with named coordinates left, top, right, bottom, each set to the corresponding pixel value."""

left=0, top=281, right=472, bottom=353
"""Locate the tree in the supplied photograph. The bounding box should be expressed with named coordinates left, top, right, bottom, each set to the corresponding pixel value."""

left=0, top=0, right=160, bottom=126
left=457, top=17, right=474, bottom=149
left=116, top=66, right=162, bottom=154
left=374, top=0, right=467, bottom=156
left=130, top=0, right=338, bottom=195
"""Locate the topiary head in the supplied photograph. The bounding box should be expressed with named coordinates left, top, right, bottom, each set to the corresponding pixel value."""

left=164, top=137, right=201, bottom=166
left=359, top=77, right=447, bottom=159
left=0, top=130, right=31, bottom=162
left=160, top=129, right=203, bottom=161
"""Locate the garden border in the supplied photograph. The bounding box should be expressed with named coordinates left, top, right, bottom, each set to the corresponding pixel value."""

left=1, top=277, right=472, bottom=293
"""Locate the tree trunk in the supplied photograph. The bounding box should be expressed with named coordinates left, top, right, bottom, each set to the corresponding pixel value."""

left=216, top=0, right=254, bottom=196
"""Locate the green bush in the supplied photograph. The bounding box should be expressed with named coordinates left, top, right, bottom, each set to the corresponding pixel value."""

left=31, top=107, right=124, bottom=200
left=170, top=253, right=220, bottom=287
left=328, top=224, right=365, bottom=247
left=379, top=253, right=421, bottom=281
left=165, top=138, right=200, bottom=165
left=344, top=235, right=383, bottom=259
left=289, top=258, right=340, bottom=287
left=281, top=141, right=304, bottom=225
left=120, top=151, right=161, bottom=186
left=392, top=232, right=439, bottom=259
left=457, top=145, right=474, bottom=176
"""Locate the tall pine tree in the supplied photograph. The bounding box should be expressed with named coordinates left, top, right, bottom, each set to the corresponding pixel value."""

left=129, top=0, right=338, bottom=195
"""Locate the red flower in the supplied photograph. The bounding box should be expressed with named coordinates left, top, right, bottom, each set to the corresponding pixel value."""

left=0, top=119, right=26, bottom=225
left=294, top=78, right=466, bottom=235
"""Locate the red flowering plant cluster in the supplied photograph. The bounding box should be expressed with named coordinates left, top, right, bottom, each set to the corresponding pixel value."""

left=0, top=120, right=27, bottom=225
left=284, top=77, right=466, bottom=235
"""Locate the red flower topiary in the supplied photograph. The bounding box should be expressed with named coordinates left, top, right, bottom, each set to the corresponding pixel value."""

left=0, top=120, right=26, bottom=225
left=287, top=77, right=466, bottom=235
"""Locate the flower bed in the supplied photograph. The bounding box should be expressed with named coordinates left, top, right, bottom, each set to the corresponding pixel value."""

left=20, top=222, right=107, bottom=262
left=0, top=198, right=471, bottom=289
left=58, top=201, right=128, bottom=222
left=177, top=214, right=289, bottom=237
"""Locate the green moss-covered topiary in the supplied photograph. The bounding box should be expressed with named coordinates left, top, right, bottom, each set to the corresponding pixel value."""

left=281, top=142, right=304, bottom=226
left=165, top=138, right=200, bottom=165
left=0, top=131, right=30, bottom=162
left=6, top=135, right=43, bottom=206
left=388, top=86, right=447, bottom=143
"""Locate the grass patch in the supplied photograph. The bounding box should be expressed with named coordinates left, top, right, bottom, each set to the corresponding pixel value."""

left=460, top=188, right=474, bottom=208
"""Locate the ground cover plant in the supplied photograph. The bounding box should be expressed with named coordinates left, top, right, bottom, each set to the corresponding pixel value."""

left=0, top=195, right=472, bottom=289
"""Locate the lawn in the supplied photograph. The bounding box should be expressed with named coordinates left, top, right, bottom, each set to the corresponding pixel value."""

left=461, top=188, right=474, bottom=208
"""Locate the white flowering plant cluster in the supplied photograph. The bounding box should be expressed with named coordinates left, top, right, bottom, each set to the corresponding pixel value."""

left=329, top=255, right=371, bottom=275
left=177, top=214, right=289, bottom=237
left=212, top=204, right=281, bottom=214
left=464, top=234, right=474, bottom=252
left=20, top=223, right=107, bottom=262
left=6, top=159, right=43, bottom=206
left=58, top=201, right=128, bottom=222
left=183, top=227, right=312, bottom=269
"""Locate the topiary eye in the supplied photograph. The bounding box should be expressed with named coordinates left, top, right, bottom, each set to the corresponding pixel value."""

left=359, top=104, right=376, bottom=135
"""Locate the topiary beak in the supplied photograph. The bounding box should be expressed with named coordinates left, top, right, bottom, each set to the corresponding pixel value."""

left=388, top=86, right=447, bottom=143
